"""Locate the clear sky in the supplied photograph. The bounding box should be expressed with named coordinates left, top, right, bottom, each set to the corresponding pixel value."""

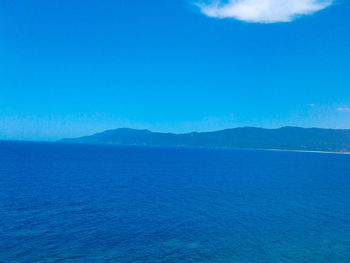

left=1, top=0, right=349, bottom=140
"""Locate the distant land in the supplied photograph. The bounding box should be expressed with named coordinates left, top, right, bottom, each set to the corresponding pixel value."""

left=59, top=127, right=350, bottom=153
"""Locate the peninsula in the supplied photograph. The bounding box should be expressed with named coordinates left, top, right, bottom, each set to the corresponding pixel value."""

left=59, top=127, right=350, bottom=153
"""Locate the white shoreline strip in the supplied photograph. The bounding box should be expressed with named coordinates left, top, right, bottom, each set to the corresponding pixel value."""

left=264, top=149, right=350, bottom=155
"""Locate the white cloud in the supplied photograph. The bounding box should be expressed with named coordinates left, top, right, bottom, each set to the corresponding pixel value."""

left=337, top=107, right=350, bottom=112
left=197, top=0, right=334, bottom=23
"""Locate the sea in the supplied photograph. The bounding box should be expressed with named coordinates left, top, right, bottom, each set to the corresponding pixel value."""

left=1, top=141, right=350, bottom=263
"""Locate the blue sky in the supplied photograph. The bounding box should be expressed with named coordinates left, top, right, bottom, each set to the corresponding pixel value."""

left=0, top=0, right=349, bottom=140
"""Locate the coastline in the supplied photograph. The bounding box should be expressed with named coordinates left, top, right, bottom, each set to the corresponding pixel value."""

left=2, top=140, right=350, bottom=155
left=264, top=148, right=350, bottom=155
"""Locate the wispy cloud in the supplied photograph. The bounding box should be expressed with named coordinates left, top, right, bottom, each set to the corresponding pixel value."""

left=196, top=0, right=334, bottom=23
left=337, top=107, right=350, bottom=112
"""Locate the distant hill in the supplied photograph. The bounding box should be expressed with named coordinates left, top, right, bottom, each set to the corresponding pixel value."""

left=59, top=127, right=350, bottom=153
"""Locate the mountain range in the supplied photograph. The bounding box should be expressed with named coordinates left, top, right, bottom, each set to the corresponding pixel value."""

left=59, top=127, right=350, bottom=153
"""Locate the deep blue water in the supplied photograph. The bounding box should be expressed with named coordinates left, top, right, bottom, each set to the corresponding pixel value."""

left=1, top=141, right=350, bottom=263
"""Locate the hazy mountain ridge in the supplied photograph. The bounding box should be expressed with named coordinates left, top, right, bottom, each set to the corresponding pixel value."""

left=59, top=127, right=350, bottom=152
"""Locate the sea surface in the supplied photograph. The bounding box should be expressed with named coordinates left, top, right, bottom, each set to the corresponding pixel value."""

left=1, top=141, right=350, bottom=263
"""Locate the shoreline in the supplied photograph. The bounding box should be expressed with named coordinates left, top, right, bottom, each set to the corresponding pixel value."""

left=264, top=148, right=350, bottom=155
left=2, top=140, right=350, bottom=155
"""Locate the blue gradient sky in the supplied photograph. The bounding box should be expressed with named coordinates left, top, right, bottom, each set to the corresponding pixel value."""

left=1, top=0, right=349, bottom=140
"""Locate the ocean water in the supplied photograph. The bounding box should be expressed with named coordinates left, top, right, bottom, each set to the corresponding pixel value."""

left=1, top=142, right=350, bottom=263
